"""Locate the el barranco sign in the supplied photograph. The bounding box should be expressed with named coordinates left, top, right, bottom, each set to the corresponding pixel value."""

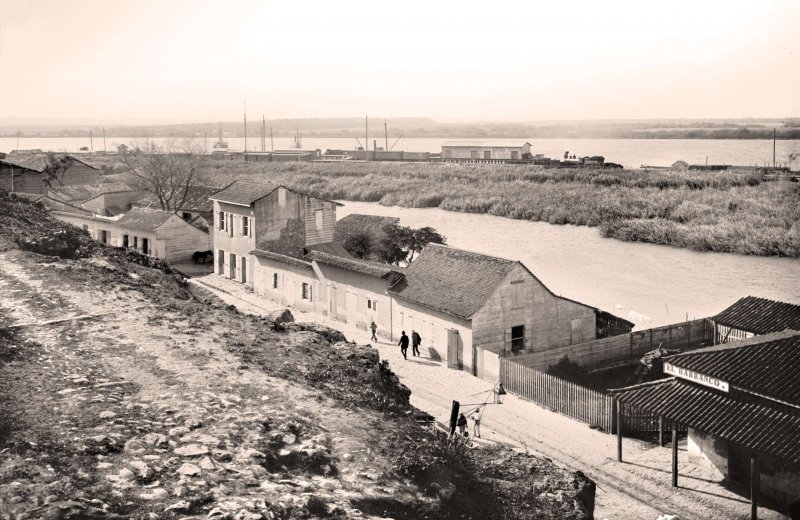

left=664, top=362, right=729, bottom=392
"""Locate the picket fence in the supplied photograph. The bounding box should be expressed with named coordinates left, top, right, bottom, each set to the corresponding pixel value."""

left=499, top=357, right=676, bottom=435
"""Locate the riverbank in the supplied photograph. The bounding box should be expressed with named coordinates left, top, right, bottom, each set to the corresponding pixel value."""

left=198, top=161, right=800, bottom=257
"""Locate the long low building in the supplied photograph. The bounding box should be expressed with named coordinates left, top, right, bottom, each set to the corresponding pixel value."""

left=53, top=207, right=211, bottom=262
left=441, top=141, right=532, bottom=162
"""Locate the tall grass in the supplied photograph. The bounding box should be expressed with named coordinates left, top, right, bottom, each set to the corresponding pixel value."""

left=197, top=161, right=800, bottom=257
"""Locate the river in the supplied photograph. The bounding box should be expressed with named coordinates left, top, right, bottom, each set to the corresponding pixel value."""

left=336, top=201, right=800, bottom=330
left=1, top=137, right=798, bottom=169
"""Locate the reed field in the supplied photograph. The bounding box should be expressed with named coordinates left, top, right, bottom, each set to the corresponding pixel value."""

left=196, top=161, right=800, bottom=257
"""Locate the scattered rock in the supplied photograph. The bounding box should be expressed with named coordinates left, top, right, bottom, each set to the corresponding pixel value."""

left=142, top=433, right=169, bottom=447
left=266, top=308, right=294, bottom=324
left=199, top=456, right=215, bottom=470
left=140, top=488, right=169, bottom=501
left=130, top=460, right=152, bottom=478
left=177, top=463, right=202, bottom=476
left=174, top=444, right=209, bottom=457
left=99, top=411, right=117, bottom=419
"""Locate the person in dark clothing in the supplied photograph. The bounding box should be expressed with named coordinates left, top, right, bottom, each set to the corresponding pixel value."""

left=399, top=331, right=409, bottom=359
left=411, top=330, right=422, bottom=356
left=370, top=321, right=378, bottom=342
left=457, top=413, right=468, bottom=437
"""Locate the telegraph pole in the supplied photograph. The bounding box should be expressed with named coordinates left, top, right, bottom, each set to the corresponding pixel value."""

left=244, top=100, right=248, bottom=153
left=384, top=120, right=388, bottom=151
left=90, top=128, right=94, bottom=153
left=102, top=127, right=107, bottom=153
left=773, top=128, right=776, bottom=168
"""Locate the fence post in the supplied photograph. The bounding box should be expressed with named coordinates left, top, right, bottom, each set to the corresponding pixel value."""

left=658, top=416, right=664, bottom=447
left=672, top=421, right=679, bottom=487
left=616, top=402, right=623, bottom=462
left=610, top=399, right=617, bottom=435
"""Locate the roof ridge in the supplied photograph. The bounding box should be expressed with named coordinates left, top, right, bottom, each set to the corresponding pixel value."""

left=667, top=329, right=800, bottom=359
left=425, top=243, right=517, bottom=264
left=608, top=377, right=677, bottom=394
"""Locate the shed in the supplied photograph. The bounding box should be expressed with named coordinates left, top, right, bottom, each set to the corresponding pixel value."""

left=711, top=296, right=800, bottom=343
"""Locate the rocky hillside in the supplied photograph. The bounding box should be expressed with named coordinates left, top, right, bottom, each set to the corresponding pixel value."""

left=0, top=192, right=595, bottom=520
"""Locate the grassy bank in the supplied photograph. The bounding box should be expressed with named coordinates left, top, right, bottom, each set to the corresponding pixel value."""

left=196, top=161, right=800, bottom=257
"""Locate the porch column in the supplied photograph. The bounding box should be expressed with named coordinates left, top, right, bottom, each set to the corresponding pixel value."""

left=616, top=402, right=623, bottom=462
left=658, top=416, right=664, bottom=447
left=751, top=454, right=759, bottom=520
left=671, top=422, right=679, bottom=487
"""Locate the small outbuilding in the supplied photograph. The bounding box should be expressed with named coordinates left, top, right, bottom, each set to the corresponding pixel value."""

left=710, top=296, right=800, bottom=343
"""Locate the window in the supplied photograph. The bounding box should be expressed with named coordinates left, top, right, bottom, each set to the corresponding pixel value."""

left=367, top=299, right=372, bottom=310
left=142, top=238, right=149, bottom=255
left=302, top=282, right=310, bottom=300
left=133, top=236, right=138, bottom=249
left=242, top=216, right=249, bottom=237
left=484, top=150, right=491, bottom=160
left=241, top=257, right=247, bottom=284
left=511, top=325, right=525, bottom=353
left=511, top=280, right=525, bottom=308
left=182, top=212, right=192, bottom=220
left=372, top=301, right=377, bottom=312
left=227, top=214, right=234, bottom=237
left=315, top=210, right=323, bottom=230
left=99, top=230, right=108, bottom=244
left=219, top=211, right=225, bottom=230
left=273, top=273, right=278, bottom=289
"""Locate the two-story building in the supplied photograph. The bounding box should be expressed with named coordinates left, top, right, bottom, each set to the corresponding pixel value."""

left=209, top=179, right=342, bottom=289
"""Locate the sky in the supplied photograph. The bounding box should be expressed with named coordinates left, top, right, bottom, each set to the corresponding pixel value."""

left=0, top=0, right=798, bottom=124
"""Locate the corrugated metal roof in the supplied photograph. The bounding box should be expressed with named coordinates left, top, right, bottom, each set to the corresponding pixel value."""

left=209, top=180, right=280, bottom=206
left=611, top=378, right=800, bottom=464
left=666, top=330, right=800, bottom=405
left=304, top=241, right=353, bottom=259
left=388, top=244, right=520, bottom=319
left=713, top=296, right=800, bottom=334
left=307, top=250, right=401, bottom=279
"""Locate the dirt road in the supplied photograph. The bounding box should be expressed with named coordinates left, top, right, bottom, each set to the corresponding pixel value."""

left=193, top=274, right=789, bottom=520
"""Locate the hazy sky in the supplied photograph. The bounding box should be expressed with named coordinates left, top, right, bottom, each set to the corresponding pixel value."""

left=1, top=0, right=798, bottom=123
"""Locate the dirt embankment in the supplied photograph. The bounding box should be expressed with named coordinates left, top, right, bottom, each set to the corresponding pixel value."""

left=0, top=193, right=594, bottom=520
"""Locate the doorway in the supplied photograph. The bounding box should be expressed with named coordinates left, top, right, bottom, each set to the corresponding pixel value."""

left=141, top=237, right=149, bottom=255
left=229, top=253, right=236, bottom=280
left=447, top=329, right=463, bottom=370
left=218, top=250, right=225, bottom=274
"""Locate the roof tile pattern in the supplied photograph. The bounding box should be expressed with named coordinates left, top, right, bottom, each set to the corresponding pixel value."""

left=611, top=378, right=800, bottom=464
left=307, top=250, right=401, bottom=279
left=666, top=331, right=800, bottom=405
left=251, top=249, right=312, bottom=270
left=115, top=208, right=176, bottom=232
left=713, top=296, right=800, bottom=334
left=304, top=241, right=353, bottom=259
left=50, top=183, right=134, bottom=202
left=134, top=185, right=217, bottom=213
left=210, top=180, right=279, bottom=206
left=2, top=153, right=98, bottom=172
left=389, top=244, right=519, bottom=319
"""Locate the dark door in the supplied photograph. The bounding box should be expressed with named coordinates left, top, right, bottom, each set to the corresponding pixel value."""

left=229, top=253, right=236, bottom=280
left=142, top=238, right=149, bottom=255
left=99, top=230, right=108, bottom=244
left=447, top=329, right=463, bottom=370
left=122, top=234, right=129, bottom=248
left=511, top=325, right=525, bottom=353
left=241, top=257, right=247, bottom=283
left=484, top=150, right=491, bottom=160
left=218, top=250, right=225, bottom=274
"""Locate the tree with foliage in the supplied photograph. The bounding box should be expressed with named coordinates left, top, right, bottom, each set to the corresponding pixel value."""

left=375, top=223, right=446, bottom=266
left=341, top=231, right=372, bottom=259
left=121, top=139, right=204, bottom=213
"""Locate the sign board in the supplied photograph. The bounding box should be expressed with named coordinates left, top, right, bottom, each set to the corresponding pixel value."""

left=664, top=362, right=729, bottom=392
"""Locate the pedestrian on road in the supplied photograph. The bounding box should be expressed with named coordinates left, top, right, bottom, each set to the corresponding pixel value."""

left=370, top=321, right=378, bottom=342
left=457, top=413, right=468, bottom=437
left=411, top=330, right=422, bottom=356
left=399, top=331, right=409, bottom=359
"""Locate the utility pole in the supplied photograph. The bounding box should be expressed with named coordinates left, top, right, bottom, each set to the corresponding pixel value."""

left=244, top=100, right=248, bottom=153
left=102, top=127, right=107, bottom=153
left=270, top=127, right=274, bottom=151
left=773, top=128, right=776, bottom=168
left=384, top=120, right=388, bottom=151
left=16, top=130, right=20, bottom=151
left=262, top=115, right=266, bottom=152
left=365, top=115, right=369, bottom=156
left=90, top=128, right=94, bottom=153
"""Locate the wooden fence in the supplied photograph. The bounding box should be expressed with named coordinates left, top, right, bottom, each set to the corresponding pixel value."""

left=510, top=318, right=712, bottom=372
left=500, top=357, right=683, bottom=435
left=501, top=357, right=613, bottom=431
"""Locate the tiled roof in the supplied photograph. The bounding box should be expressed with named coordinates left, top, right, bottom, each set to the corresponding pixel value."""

left=0, top=158, right=40, bottom=173
left=336, top=214, right=398, bottom=230
left=304, top=241, right=353, bottom=258
left=713, top=296, right=800, bottom=334
left=665, top=330, right=800, bottom=405
left=115, top=208, right=176, bottom=232
left=210, top=180, right=280, bottom=206
left=251, top=249, right=313, bottom=270
left=388, top=244, right=520, bottom=319
left=49, top=183, right=134, bottom=202
left=307, top=250, right=401, bottom=279
left=1, top=153, right=99, bottom=173
left=134, top=185, right=217, bottom=213
left=611, top=378, right=800, bottom=464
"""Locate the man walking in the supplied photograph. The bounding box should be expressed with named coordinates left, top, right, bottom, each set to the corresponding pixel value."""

left=370, top=320, right=378, bottom=342
left=411, top=330, right=422, bottom=357
left=399, top=331, right=409, bottom=360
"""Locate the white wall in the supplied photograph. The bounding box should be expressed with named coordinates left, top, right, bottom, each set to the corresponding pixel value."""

left=252, top=255, right=316, bottom=313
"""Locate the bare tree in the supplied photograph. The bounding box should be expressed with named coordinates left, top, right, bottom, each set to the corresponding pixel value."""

left=42, top=153, right=76, bottom=188
left=121, top=139, right=204, bottom=213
